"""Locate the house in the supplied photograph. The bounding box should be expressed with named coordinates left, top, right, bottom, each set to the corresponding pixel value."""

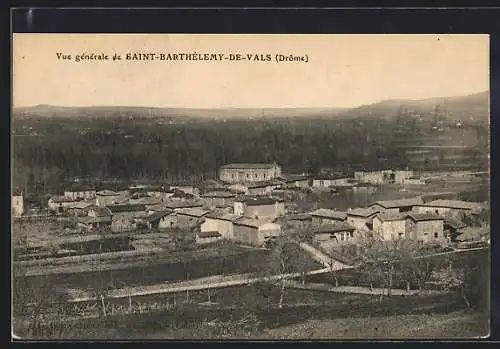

left=312, top=176, right=351, bottom=189
left=163, top=200, right=204, bottom=211
left=285, top=213, right=312, bottom=229
left=219, top=162, right=282, bottom=184
left=170, top=189, right=196, bottom=201
left=129, top=196, right=163, bottom=207
left=67, top=201, right=94, bottom=217
left=146, top=204, right=168, bottom=215
left=311, top=222, right=356, bottom=244
left=368, top=197, right=423, bottom=214
left=107, top=204, right=147, bottom=232
left=176, top=208, right=211, bottom=228
left=78, top=206, right=113, bottom=231
left=146, top=186, right=176, bottom=200
left=12, top=192, right=24, bottom=217
left=48, top=195, right=75, bottom=212
left=405, top=213, right=445, bottom=243
left=413, top=200, right=484, bottom=219
left=310, top=208, right=347, bottom=225
left=201, top=213, right=241, bottom=239
left=346, top=207, right=380, bottom=232
left=200, top=191, right=237, bottom=209
left=233, top=218, right=282, bottom=246
left=247, top=181, right=280, bottom=196
left=228, top=183, right=249, bottom=195
left=279, top=174, right=310, bottom=188
left=64, top=183, right=96, bottom=201
left=195, top=231, right=223, bottom=245
left=354, top=170, right=394, bottom=185
left=169, top=184, right=200, bottom=197
left=372, top=213, right=408, bottom=240
left=143, top=209, right=176, bottom=229
left=95, top=190, right=120, bottom=207
left=443, top=218, right=467, bottom=243
left=402, top=177, right=426, bottom=185
left=234, top=197, right=285, bottom=219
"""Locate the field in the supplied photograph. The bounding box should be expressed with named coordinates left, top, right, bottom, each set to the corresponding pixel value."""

left=260, top=309, right=489, bottom=339
left=22, top=287, right=489, bottom=340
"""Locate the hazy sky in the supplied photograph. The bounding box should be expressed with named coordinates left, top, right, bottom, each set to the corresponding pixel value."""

left=13, top=34, right=489, bottom=109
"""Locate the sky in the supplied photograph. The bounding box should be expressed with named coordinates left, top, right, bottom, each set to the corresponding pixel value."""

left=12, top=34, right=489, bottom=109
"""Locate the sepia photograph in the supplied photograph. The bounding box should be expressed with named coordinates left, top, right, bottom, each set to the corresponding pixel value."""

left=11, top=33, right=490, bottom=340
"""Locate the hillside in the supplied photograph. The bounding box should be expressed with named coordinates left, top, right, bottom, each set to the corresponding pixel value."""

left=12, top=105, right=348, bottom=120
left=12, top=91, right=488, bottom=122
left=339, top=91, right=489, bottom=122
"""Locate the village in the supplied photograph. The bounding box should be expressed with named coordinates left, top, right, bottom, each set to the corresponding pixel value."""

left=12, top=163, right=489, bottom=254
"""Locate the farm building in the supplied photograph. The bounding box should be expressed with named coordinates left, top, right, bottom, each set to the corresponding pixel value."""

left=247, top=181, right=282, bottom=196
left=200, top=213, right=241, bottom=239
left=310, top=222, right=356, bottom=244
left=163, top=200, right=204, bottom=211
left=354, top=170, right=413, bottom=185
left=312, top=176, right=351, bottom=189
left=279, top=174, right=310, bottom=188
left=78, top=206, right=113, bottom=231
left=310, top=208, right=347, bottom=225
left=346, top=207, right=380, bottom=232
left=405, top=213, right=445, bottom=243
left=12, top=193, right=24, bottom=217
left=200, top=191, right=237, bottom=209
left=219, top=163, right=282, bottom=184
left=413, top=200, right=484, bottom=219
left=176, top=208, right=211, bottom=228
left=233, top=218, right=282, bottom=246
left=372, top=213, right=407, bottom=240
left=95, top=190, right=120, bottom=207
left=107, top=204, right=147, bottom=232
left=195, top=231, right=223, bottom=245
left=48, top=196, right=75, bottom=212
left=169, top=184, right=200, bottom=197
left=67, top=201, right=94, bottom=217
left=285, top=213, right=312, bottom=229
left=368, top=197, right=423, bottom=214
left=143, top=209, right=176, bottom=229
left=64, top=183, right=96, bottom=201
left=234, top=197, right=285, bottom=219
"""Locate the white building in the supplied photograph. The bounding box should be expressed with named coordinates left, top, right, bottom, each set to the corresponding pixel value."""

left=219, top=163, right=282, bottom=184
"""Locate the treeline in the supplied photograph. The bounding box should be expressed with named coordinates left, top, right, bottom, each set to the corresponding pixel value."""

left=12, top=114, right=488, bottom=195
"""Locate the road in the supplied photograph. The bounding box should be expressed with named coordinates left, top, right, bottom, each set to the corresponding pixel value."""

left=65, top=267, right=332, bottom=303
left=296, top=241, right=352, bottom=271
left=285, top=280, right=444, bottom=296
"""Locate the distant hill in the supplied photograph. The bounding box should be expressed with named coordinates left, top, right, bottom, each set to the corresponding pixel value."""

left=338, top=91, right=489, bottom=122
left=13, top=91, right=488, bottom=122
left=12, top=105, right=348, bottom=120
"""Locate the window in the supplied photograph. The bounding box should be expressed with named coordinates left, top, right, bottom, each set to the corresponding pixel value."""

left=320, top=180, right=324, bottom=187
left=434, top=232, right=438, bottom=238
left=246, top=173, right=249, bottom=179
left=232, top=174, right=235, bottom=179
left=263, top=174, right=266, bottom=179
left=255, top=174, right=258, bottom=179
left=350, top=231, right=354, bottom=238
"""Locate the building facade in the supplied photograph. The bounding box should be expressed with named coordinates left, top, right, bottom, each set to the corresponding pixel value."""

left=233, top=218, right=282, bottom=246
left=200, top=213, right=240, bottom=240
left=219, top=163, right=282, bottom=184
left=234, top=197, right=285, bottom=219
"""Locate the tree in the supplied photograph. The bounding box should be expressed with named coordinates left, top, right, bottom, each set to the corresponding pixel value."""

left=259, top=237, right=311, bottom=308
left=431, top=265, right=470, bottom=308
